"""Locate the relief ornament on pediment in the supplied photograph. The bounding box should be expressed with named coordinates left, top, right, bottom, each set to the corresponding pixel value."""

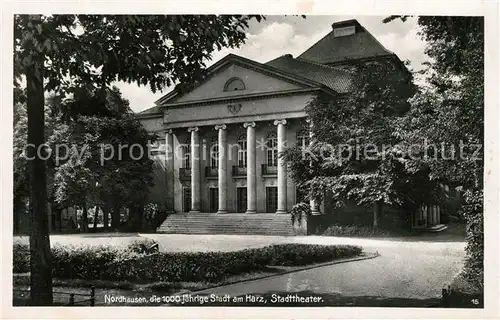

left=227, top=103, right=242, bottom=115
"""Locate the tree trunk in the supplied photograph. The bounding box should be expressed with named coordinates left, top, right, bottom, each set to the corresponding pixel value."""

left=127, top=204, right=143, bottom=231
left=26, top=39, right=53, bottom=305
left=137, top=204, right=144, bottom=230
left=13, top=196, right=22, bottom=234
left=82, top=204, right=88, bottom=233
left=93, top=206, right=99, bottom=230
left=373, top=200, right=383, bottom=228
left=111, top=204, right=121, bottom=230
left=55, top=208, right=62, bottom=232
left=103, top=205, right=109, bottom=231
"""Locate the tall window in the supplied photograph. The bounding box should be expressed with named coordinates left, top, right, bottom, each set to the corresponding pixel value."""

left=183, top=187, right=191, bottom=212
left=237, top=188, right=247, bottom=213
left=297, top=129, right=310, bottom=150
left=266, top=187, right=278, bottom=213
left=266, top=132, right=278, bottom=167
left=237, top=134, right=247, bottom=168
left=210, top=137, right=219, bottom=168
left=182, top=140, right=191, bottom=169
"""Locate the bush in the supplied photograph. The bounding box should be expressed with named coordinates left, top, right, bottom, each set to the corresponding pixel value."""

left=110, top=248, right=273, bottom=282
left=142, top=202, right=166, bottom=231
left=461, top=189, right=483, bottom=291
left=13, top=242, right=362, bottom=283
left=321, top=224, right=391, bottom=237
left=51, top=244, right=121, bottom=279
left=13, top=240, right=30, bottom=273
left=127, top=238, right=159, bottom=254
left=290, top=202, right=311, bottom=226
left=253, top=244, right=363, bottom=266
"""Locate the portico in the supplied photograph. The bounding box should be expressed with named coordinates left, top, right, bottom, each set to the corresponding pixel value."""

left=164, top=117, right=302, bottom=214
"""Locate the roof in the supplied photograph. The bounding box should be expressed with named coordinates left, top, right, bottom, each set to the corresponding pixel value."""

left=136, top=105, right=162, bottom=116
left=265, top=55, right=352, bottom=93
left=152, top=19, right=399, bottom=108
left=154, top=53, right=343, bottom=106
left=298, top=19, right=394, bottom=65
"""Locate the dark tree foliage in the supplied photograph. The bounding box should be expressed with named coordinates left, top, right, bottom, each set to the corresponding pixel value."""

left=385, top=16, right=484, bottom=290
left=52, top=86, right=156, bottom=230
left=282, top=59, right=434, bottom=227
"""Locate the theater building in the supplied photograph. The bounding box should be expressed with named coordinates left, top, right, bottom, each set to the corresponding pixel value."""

left=136, top=19, right=448, bottom=235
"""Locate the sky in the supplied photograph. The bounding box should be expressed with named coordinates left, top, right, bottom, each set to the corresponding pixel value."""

left=116, top=16, right=428, bottom=113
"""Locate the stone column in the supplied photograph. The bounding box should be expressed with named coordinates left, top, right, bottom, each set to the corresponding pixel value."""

left=274, top=119, right=287, bottom=213
left=244, top=122, right=256, bottom=213
left=215, top=124, right=228, bottom=213
left=165, top=129, right=175, bottom=214
left=188, top=126, right=201, bottom=213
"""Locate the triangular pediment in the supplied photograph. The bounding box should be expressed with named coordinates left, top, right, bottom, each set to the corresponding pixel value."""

left=156, top=54, right=322, bottom=106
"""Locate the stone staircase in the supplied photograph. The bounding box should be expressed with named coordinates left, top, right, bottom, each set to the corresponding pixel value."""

left=157, top=213, right=295, bottom=236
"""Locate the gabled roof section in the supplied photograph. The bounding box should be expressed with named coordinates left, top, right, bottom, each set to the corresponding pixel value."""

left=137, top=106, right=161, bottom=115
left=155, top=53, right=338, bottom=106
left=298, top=19, right=394, bottom=65
left=265, top=54, right=352, bottom=93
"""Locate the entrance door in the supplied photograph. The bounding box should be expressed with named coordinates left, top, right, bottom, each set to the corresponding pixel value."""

left=266, top=187, right=278, bottom=213
left=183, top=187, right=191, bottom=212
left=237, top=187, right=247, bottom=213
left=209, top=188, right=218, bottom=213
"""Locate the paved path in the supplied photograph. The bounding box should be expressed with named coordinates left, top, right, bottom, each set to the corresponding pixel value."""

left=192, top=236, right=465, bottom=302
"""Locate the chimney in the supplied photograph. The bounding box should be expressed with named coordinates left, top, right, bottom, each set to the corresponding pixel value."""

left=331, top=19, right=360, bottom=37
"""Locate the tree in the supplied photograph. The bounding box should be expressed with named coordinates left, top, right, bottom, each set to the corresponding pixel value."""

left=14, top=103, right=29, bottom=232
left=384, top=16, right=484, bottom=289
left=385, top=16, right=483, bottom=188
left=283, top=60, right=428, bottom=227
left=14, top=14, right=265, bottom=305
left=282, top=59, right=434, bottom=228
left=53, top=93, right=156, bottom=232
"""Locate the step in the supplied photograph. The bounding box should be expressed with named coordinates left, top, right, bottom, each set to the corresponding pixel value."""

left=157, top=213, right=295, bottom=236
left=412, top=224, right=448, bottom=232
left=158, top=230, right=295, bottom=236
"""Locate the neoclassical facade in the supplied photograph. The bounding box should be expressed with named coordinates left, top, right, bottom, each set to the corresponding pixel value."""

left=137, top=19, right=447, bottom=234
left=139, top=61, right=332, bottom=216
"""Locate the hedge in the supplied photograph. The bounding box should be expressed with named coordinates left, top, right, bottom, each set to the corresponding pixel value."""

left=13, top=240, right=362, bottom=283
left=461, top=189, right=483, bottom=291
left=321, top=225, right=392, bottom=237
left=13, top=241, right=30, bottom=273
left=254, top=243, right=362, bottom=266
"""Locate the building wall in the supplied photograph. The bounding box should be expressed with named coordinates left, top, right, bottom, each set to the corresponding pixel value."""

left=147, top=154, right=168, bottom=206
left=144, top=119, right=306, bottom=213
left=163, top=94, right=311, bottom=129
left=139, top=116, right=164, bottom=133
